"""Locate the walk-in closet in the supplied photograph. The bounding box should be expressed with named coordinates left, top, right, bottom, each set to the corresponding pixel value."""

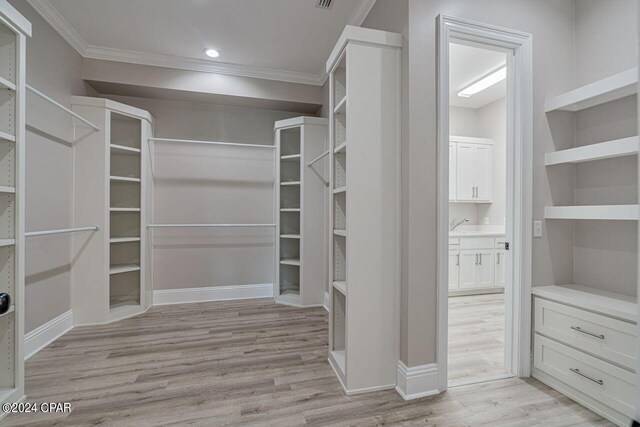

left=0, top=0, right=638, bottom=426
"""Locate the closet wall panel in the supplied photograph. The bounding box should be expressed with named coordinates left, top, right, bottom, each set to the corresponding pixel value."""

left=8, top=1, right=97, bottom=333
left=103, top=96, right=303, bottom=291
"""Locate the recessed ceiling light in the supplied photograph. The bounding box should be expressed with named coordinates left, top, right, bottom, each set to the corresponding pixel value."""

left=458, top=66, right=506, bottom=98
left=204, top=48, right=220, bottom=58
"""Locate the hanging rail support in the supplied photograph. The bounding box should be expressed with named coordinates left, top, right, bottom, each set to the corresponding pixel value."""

left=148, top=224, right=276, bottom=228
left=26, top=226, right=99, bottom=238
left=25, top=84, right=100, bottom=131
left=149, top=138, right=276, bottom=150
left=307, top=150, right=330, bottom=167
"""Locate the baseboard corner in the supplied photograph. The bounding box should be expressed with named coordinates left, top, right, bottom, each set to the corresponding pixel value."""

left=25, top=310, right=74, bottom=360
left=395, top=361, right=440, bottom=400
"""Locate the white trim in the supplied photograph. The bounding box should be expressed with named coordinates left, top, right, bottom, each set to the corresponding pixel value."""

left=395, top=361, right=439, bottom=400
left=24, top=310, right=73, bottom=360
left=348, top=0, right=378, bottom=26
left=436, top=15, right=533, bottom=392
left=153, top=283, right=273, bottom=306
left=323, top=291, right=330, bottom=312
left=27, top=0, right=324, bottom=86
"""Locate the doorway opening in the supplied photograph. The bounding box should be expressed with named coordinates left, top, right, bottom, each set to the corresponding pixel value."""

left=447, top=42, right=510, bottom=387
left=436, top=15, right=533, bottom=392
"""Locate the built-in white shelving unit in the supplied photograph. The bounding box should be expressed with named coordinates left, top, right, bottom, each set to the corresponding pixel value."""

left=0, top=0, right=30, bottom=413
left=274, top=116, right=327, bottom=307
left=537, top=68, right=639, bottom=426
left=327, top=25, right=401, bottom=394
left=71, top=97, right=154, bottom=324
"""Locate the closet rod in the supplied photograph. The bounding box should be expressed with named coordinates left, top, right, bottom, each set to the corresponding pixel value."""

left=26, top=226, right=99, bottom=237
left=149, top=138, right=276, bottom=150
left=25, top=85, right=101, bottom=131
left=307, top=150, right=330, bottom=167
left=148, top=223, right=276, bottom=228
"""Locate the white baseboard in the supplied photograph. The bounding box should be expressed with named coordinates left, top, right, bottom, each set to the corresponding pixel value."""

left=323, top=291, right=330, bottom=312
left=395, top=361, right=440, bottom=400
left=153, top=283, right=274, bottom=306
left=25, top=310, right=73, bottom=360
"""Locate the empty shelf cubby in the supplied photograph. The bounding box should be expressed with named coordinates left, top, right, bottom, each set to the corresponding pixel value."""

left=280, top=127, right=300, bottom=156
left=333, top=60, right=346, bottom=108
left=333, top=234, right=346, bottom=283
left=110, top=211, right=141, bottom=239
left=110, top=181, right=141, bottom=209
left=111, top=112, right=141, bottom=150
left=280, top=186, right=300, bottom=210
left=109, top=270, right=140, bottom=309
left=0, top=194, right=14, bottom=240
left=0, top=140, right=15, bottom=188
left=280, top=211, right=300, bottom=235
left=332, top=290, right=346, bottom=352
left=279, top=238, right=300, bottom=260
left=334, top=152, right=346, bottom=189
left=279, top=264, right=300, bottom=296
left=334, top=112, right=346, bottom=149
left=333, top=192, right=346, bottom=231
left=0, top=89, right=15, bottom=139
left=0, top=25, right=16, bottom=87
left=109, top=240, right=140, bottom=267
left=280, top=159, right=301, bottom=184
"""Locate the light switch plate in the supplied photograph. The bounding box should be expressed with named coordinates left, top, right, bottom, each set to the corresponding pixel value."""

left=533, top=220, right=542, bottom=238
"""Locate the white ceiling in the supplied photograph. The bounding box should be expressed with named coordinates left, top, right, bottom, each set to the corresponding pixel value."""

left=30, top=0, right=375, bottom=85
left=449, top=43, right=507, bottom=109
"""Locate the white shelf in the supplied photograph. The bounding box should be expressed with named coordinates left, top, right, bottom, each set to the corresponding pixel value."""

left=334, top=141, right=347, bottom=153
left=280, top=234, right=300, bottom=239
left=334, top=96, right=347, bottom=114
left=544, top=205, right=639, bottom=221
left=545, top=67, right=638, bottom=112
left=0, top=186, right=15, bottom=194
left=110, top=207, right=140, bottom=212
left=281, top=154, right=301, bottom=161
left=331, top=350, right=346, bottom=374
left=110, top=176, right=141, bottom=183
left=333, top=186, right=347, bottom=194
left=280, top=208, right=300, bottom=212
left=333, top=229, right=347, bottom=237
left=110, top=237, right=141, bottom=244
left=281, top=181, right=301, bottom=186
left=532, top=285, right=637, bottom=323
left=280, top=258, right=301, bottom=266
left=0, top=239, right=15, bottom=247
left=0, top=130, right=15, bottom=142
left=0, top=305, right=15, bottom=319
left=109, top=264, right=140, bottom=275
left=0, top=75, right=15, bottom=91
left=333, top=281, right=347, bottom=295
left=110, top=144, right=141, bottom=155
left=545, top=136, right=638, bottom=166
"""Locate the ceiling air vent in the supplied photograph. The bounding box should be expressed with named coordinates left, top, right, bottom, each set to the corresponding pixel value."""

left=316, top=0, right=333, bottom=10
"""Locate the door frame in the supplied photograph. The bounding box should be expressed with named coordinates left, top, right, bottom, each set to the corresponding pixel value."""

left=436, top=15, right=533, bottom=391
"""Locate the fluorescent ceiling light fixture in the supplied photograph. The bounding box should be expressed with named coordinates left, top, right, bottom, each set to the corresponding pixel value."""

left=458, top=66, right=506, bottom=98
left=204, top=48, right=220, bottom=58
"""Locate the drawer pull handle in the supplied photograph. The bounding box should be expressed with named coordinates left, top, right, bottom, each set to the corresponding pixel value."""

left=569, top=368, right=603, bottom=386
left=570, top=326, right=605, bottom=340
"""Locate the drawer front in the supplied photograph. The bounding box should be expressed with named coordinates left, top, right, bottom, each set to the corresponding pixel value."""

left=534, top=334, right=635, bottom=418
left=449, top=238, right=460, bottom=245
left=459, top=237, right=493, bottom=250
left=535, top=298, right=636, bottom=370
left=494, top=238, right=507, bottom=249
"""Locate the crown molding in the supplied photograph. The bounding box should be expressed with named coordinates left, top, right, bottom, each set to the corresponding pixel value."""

left=348, top=0, right=378, bottom=26
left=27, top=0, right=87, bottom=54
left=83, top=45, right=324, bottom=86
left=28, top=0, right=378, bottom=87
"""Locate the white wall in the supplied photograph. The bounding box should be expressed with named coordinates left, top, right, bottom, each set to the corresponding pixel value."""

left=9, top=0, right=97, bottom=333
left=102, top=95, right=303, bottom=291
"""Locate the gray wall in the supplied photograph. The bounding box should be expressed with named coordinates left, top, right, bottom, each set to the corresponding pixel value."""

left=8, top=0, right=97, bottom=333
left=102, top=95, right=301, bottom=291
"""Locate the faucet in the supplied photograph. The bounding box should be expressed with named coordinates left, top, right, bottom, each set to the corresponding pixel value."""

left=450, top=218, right=469, bottom=232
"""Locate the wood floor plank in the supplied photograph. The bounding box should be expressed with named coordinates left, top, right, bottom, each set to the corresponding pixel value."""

left=1, top=298, right=613, bottom=426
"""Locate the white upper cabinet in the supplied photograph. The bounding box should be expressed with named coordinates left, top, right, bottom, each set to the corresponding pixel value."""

left=450, top=136, right=493, bottom=203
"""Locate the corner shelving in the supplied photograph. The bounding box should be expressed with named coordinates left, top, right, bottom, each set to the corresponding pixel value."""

left=71, top=96, right=153, bottom=325
left=327, top=25, right=401, bottom=394
left=274, top=117, right=327, bottom=307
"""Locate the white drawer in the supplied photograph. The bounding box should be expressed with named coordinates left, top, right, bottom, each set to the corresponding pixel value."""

left=459, top=237, right=493, bottom=250
left=534, top=334, right=635, bottom=418
left=448, top=238, right=459, bottom=245
left=494, top=238, right=507, bottom=249
left=535, top=298, right=636, bottom=371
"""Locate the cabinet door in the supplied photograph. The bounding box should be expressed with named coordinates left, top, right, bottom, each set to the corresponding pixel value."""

left=456, top=143, right=474, bottom=201
left=449, top=143, right=457, bottom=201
left=474, top=144, right=492, bottom=202
left=448, top=248, right=459, bottom=290
left=494, top=249, right=506, bottom=288
left=458, top=250, right=477, bottom=289
left=476, top=249, right=494, bottom=288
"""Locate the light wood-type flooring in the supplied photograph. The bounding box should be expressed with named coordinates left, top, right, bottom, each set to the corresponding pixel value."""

left=3, top=298, right=612, bottom=426
left=448, top=293, right=509, bottom=386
